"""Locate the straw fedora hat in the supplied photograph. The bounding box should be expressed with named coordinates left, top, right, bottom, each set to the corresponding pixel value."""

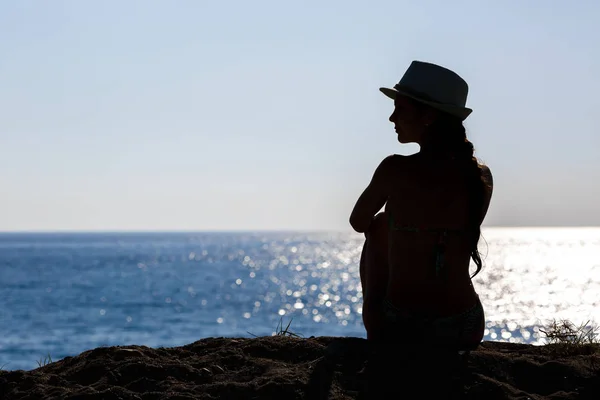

left=379, top=61, right=472, bottom=120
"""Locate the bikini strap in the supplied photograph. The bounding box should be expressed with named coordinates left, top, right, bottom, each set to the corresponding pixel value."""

left=388, top=212, right=465, bottom=234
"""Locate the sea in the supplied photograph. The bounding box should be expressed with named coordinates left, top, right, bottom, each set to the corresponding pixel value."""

left=1, top=228, right=599, bottom=371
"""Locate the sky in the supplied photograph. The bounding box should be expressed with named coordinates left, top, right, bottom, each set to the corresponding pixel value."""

left=1, top=0, right=599, bottom=231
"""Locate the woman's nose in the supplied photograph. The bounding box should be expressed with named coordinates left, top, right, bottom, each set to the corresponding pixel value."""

left=389, top=111, right=395, bottom=123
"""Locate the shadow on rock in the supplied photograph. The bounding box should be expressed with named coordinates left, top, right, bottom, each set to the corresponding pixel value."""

left=362, top=345, right=473, bottom=399
left=305, top=339, right=473, bottom=399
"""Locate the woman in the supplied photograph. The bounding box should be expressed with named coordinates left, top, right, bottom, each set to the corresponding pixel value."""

left=350, top=61, right=493, bottom=350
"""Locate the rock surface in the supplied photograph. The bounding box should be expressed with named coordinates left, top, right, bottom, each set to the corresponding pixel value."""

left=1, top=336, right=599, bottom=399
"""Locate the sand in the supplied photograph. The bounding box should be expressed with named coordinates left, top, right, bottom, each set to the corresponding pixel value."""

left=1, top=336, right=599, bottom=399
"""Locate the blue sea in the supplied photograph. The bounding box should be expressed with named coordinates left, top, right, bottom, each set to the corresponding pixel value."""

left=1, top=228, right=599, bottom=371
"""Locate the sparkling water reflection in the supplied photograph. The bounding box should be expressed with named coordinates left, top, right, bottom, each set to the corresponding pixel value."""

left=0, top=228, right=598, bottom=370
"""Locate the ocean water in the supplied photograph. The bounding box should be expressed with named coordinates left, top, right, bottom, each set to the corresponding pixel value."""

left=1, top=228, right=599, bottom=371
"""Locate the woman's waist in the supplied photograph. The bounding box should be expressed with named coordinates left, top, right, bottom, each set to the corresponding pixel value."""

left=385, top=281, right=479, bottom=317
left=387, top=263, right=474, bottom=286
left=388, top=249, right=472, bottom=268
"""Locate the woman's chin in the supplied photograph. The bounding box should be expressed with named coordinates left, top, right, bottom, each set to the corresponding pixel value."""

left=397, top=136, right=411, bottom=144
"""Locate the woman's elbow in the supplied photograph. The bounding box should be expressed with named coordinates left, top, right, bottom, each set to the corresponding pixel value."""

left=349, top=215, right=369, bottom=233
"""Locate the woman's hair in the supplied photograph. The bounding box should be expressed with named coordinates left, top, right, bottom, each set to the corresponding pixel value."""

left=421, top=111, right=489, bottom=278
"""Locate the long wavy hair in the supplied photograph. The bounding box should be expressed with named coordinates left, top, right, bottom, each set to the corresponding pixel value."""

left=420, top=111, right=489, bottom=278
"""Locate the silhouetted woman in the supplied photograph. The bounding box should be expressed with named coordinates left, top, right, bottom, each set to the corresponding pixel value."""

left=350, top=61, right=493, bottom=350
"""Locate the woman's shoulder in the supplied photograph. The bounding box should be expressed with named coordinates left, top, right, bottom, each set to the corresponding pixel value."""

left=377, top=153, right=420, bottom=171
left=383, top=153, right=421, bottom=164
left=373, top=154, right=426, bottom=186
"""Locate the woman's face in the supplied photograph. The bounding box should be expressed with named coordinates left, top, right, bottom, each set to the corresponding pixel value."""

left=389, top=96, right=435, bottom=144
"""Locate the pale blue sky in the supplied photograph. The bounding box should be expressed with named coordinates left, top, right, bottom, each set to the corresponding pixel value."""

left=1, top=0, right=599, bottom=231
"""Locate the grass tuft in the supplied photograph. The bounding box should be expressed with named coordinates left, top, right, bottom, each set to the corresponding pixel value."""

left=274, top=317, right=302, bottom=338
left=540, top=319, right=599, bottom=345
left=36, top=353, right=53, bottom=368
left=245, top=317, right=303, bottom=338
left=539, top=319, right=599, bottom=361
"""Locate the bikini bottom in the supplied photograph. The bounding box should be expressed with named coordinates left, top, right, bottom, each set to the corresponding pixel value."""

left=380, top=297, right=485, bottom=350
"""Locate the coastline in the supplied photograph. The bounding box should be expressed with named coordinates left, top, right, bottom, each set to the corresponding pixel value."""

left=1, top=336, right=598, bottom=399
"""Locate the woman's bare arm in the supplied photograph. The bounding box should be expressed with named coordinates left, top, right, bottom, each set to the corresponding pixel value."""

left=349, top=156, right=394, bottom=233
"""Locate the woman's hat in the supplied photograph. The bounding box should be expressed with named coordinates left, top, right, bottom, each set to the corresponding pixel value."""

left=379, top=60, right=472, bottom=120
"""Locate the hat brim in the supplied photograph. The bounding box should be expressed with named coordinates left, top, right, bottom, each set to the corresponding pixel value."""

left=379, top=87, right=472, bottom=121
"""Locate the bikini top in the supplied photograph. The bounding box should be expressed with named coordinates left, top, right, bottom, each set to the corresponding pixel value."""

left=388, top=212, right=467, bottom=280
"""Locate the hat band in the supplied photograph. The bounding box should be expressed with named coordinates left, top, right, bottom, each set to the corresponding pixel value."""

left=394, top=84, right=455, bottom=107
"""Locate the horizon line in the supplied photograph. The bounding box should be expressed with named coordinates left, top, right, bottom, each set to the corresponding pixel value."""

left=1, top=226, right=599, bottom=234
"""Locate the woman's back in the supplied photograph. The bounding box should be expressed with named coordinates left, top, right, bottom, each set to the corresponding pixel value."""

left=383, top=154, right=492, bottom=315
